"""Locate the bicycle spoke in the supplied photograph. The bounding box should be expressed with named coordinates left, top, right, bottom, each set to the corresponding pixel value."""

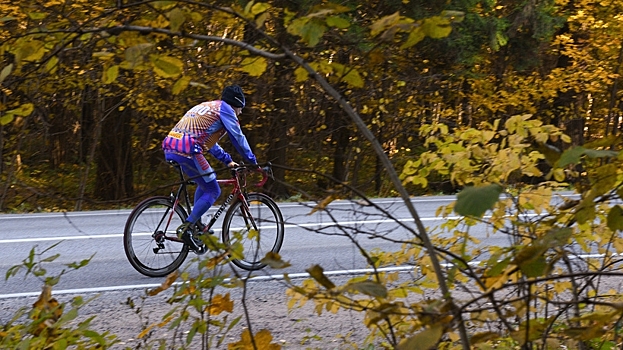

left=222, top=193, right=284, bottom=270
left=124, top=197, right=189, bottom=277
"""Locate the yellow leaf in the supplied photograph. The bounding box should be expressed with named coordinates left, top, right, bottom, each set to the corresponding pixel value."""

left=147, top=270, right=179, bottom=296
left=294, top=66, right=309, bottom=82
left=341, top=67, right=364, bottom=88
left=400, top=26, right=425, bottom=49
left=15, top=39, right=45, bottom=64
left=31, top=284, right=62, bottom=336
left=552, top=168, right=565, bottom=182
left=102, top=65, right=119, bottom=84
left=422, top=16, right=452, bottom=39
left=137, top=323, right=156, bottom=339
left=93, top=51, right=116, bottom=60
left=208, top=293, right=234, bottom=315
left=261, top=251, right=292, bottom=268
left=44, top=56, right=58, bottom=74
left=151, top=55, right=183, bottom=78
left=397, top=323, right=443, bottom=350
left=370, top=11, right=401, bottom=37
left=0, top=64, right=13, bottom=83
left=228, top=329, right=281, bottom=350
left=308, top=194, right=337, bottom=215
left=7, top=103, right=34, bottom=117
left=240, top=56, right=267, bottom=77
left=306, top=264, right=336, bottom=289
left=251, top=2, right=270, bottom=15
left=172, top=76, right=191, bottom=95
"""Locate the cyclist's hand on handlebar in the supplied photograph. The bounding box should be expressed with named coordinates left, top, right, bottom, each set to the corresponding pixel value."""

left=228, top=161, right=239, bottom=168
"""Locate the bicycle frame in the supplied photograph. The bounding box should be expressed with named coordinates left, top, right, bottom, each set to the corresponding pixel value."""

left=163, top=161, right=268, bottom=243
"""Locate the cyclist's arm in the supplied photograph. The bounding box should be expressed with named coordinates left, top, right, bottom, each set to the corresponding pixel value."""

left=208, top=143, right=233, bottom=165
left=220, top=106, right=258, bottom=165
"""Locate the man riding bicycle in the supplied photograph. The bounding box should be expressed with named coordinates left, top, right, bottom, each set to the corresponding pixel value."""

left=162, top=85, right=258, bottom=252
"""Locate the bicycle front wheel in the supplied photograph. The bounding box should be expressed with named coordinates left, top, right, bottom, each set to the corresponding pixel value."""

left=124, top=196, right=189, bottom=277
left=222, top=193, right=285, bottom=270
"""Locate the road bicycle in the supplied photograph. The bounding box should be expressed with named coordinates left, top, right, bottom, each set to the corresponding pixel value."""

left=123, top=161, right=285, bottom=277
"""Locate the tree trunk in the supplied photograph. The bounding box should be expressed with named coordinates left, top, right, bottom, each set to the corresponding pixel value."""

left=94, top=98, right=134, bottom=201
left=330, top=109, right=350, bottom=183
left=264, top=76, right=291, bottom=199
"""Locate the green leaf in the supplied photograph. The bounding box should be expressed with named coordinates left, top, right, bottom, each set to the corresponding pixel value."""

left=66, top=256, right=93, bottom=269
left=168, top=8, right=186, bottom=32
left=454, top=184, right=503, bottom=217
left=534, top=142, right=561, bottom=166
left=0, top=63, right=13, bottom=83
left=556, top=146, right=586, bottom=167
left=7, top=103, right=34, bottom=117
left=28, top=12, right=47, bottom=20
left=6, top=265, right=21, bottom=280
left=102, top=65, right=119, bottom=84
left=400, top=27, right=425, bottom=49
left=422, top=16, right=452, bottom=39
left=152, top=1, right=177, bottom=10
left=397, top=323, right=443, bottom=350
left=251, top=2, right=270, bottom=15
left=172, top=76, right=191, bottom=95
left=326, top=16, right=350, bottom=29
left=150, top=55, right=183, bottom=78
left=584, top=149, right=619, bottom=159
left=607, top=205, right=623, bottom=231
left=0, top=114, right=14, bottom=125
left=519, top=255, right=547, bottom=278
left=125, top=43, right=153, bottom=67
left=92, top=51, right=116, bottom=60
left=557, top=146, right=618, bottom=167
left=239, top=57, right=267, bottom=77
left=301, top=20, right=327, bottom=47
left=486, top=256, right=512, bottom=277
left=345, top=281, right=388, bottom=298
left=15, top=40, right=45, bottom=63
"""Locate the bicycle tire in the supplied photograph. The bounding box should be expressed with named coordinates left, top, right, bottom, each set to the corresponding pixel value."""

left=124, top=196, right=190, bottom=277
left=221, top=193, right=285, bottom=270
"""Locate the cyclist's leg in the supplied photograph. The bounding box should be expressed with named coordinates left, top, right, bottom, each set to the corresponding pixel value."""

left=166, top=152, right=220, bottom=250
left=186, top=153, right=221, bottom=224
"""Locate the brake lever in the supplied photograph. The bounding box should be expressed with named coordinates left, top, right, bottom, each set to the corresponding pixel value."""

left=262, top=166, right=274, bottom=180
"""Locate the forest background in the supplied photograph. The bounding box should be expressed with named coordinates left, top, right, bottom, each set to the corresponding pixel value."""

left=4, top=0, right=623, bottom=349
left=2, top=0, right=621, bottom=212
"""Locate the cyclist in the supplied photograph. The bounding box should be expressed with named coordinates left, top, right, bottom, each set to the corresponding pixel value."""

left=162, top=85, right=258, bottom=252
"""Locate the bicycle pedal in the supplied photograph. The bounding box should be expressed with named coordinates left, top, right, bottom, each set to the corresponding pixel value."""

left=182, top=232, right=204, bottom=251
left=193, top=245, right=207, bottom=255
left=196, top=229, right=215, bottom=236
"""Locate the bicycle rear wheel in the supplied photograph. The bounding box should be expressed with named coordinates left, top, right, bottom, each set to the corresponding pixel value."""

left=124, top=196, right=189, bottom=277
left=222, top=193, right=284, bottom=270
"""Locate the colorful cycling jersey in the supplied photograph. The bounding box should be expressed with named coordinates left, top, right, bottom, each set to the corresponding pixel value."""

left=162, top=100, right=257, bottom=165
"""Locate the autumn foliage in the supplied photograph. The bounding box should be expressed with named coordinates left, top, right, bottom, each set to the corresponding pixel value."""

left=3, top=0, right=623, bottom=349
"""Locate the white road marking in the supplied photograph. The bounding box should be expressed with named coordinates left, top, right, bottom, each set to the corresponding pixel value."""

left=0, top=216, right=467, bottom=244
left=0, top=252, right=608, bottom=299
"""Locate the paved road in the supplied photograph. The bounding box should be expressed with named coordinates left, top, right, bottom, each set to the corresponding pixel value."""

left=0, top=193, right=577, bottom=298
